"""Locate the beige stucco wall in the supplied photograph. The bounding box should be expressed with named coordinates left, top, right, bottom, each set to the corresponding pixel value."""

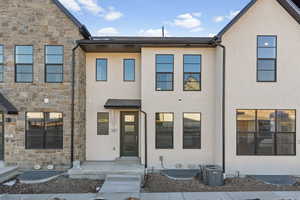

left=141, top=47, right=217, bottom=169
left=85, top=53, right=141, bottom=161
left=222, top=0, right=300, bottom=175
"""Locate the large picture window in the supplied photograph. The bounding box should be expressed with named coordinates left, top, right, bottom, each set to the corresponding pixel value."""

left=0, top=45, right=3, bottom=82
left=237, top=109, right=296, bottom=155
left=183, top=55, right=201, bottom=91
left=15, top=45, right=33, bottom=83
left=183, top=113, right=201, bottom=149
left=156, top=55, right=174, bottom=91
left=257, top=36, right=277, bottom=82
left=26, top=112, right=63, bottom=149
left=45, top=45, right=64, bottom=83
left=97, top=112, right=109, bottom=135
left=156, top=113, right=173, bottom=149
left=96, top=58, right=107, bottom=81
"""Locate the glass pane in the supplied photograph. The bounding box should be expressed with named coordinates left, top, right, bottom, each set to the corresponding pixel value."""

left=47, top=65, right=63, bottom=73
left=45, top=112, right=63, bottom=149
left=16, top=65, right=33, bottom=73
left=26, top=112, right=44, bottom=149
left=257, top=60, right=275, bottom=70
left=276, top=133, right=295, bottom=155
left=16, top=46, right=33, bottom=54
left=277, top=110, right=296, bottom=132
left=125, top=115, right=135, bottom=122
left=258, top=36, right=276, bottom=47
left=157, top=73, right=172, bottom=82
left=156, top=81, right=172, bottom=91
left=124, top=59, right=135, bottom=81
left=0, top=56, right=3, bottom=64
left=0, top=46, right=3, bottom=54
left=0, top=65, right=3, bottom=73
left=237, top=110, right=256, bottom=132
left=156, top=55, right=173, bottom=63
left=46, top=46, right=63, bottom=55
left=256, top=132, right=274, bottom=155
left=184, top=63, right=201, bottom=73
left=125, top=125, right=135, bottom=132
left=184, top=73, right=200, bottom=81
left=46, top=74, right=63, bottom=83
left=184, top=80, right=200, bottom=91
left=258, top=48, right=276, bottom=59
left=183, top=113, right=201, bottom=149
left=16, top=55, right=33, bottom=64
left=46, top=55, right=63, bottom=64
left=156, top=113, right=173, bottom=149
left=156, top=64, right=173, bottom=72
left=97, top=112, right=109, bottom=135
left=184, top=55, right=201, bottom=64
left=257, top=70, right=275, bottom=81
left=237, top=133, right=255, bottom=155
left=16, top=73, right=33, bottom=82
left=96, top=59, right=107, bottom=81
left=257, top=110, right=276, bottom=132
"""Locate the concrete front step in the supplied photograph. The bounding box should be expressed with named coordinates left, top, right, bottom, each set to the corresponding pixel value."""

left=0, top=166, right=19, bottom=183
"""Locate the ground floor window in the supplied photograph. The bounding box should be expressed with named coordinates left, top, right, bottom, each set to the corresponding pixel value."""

left=26, top=112, right=63, bottom=149
left=156, top=113, right=174, bottom=149
left=183, top=113, right=201, bottom=149
left=97, top=112, right=109, bottom=135
left=237, top=109, right=296, bottom=155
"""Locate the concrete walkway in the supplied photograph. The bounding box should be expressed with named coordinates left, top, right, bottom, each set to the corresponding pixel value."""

left=2, top=191, right=300, bottom=200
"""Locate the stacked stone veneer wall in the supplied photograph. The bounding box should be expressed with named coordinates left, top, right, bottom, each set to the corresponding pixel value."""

left=0, top=0, right=86, bottom=168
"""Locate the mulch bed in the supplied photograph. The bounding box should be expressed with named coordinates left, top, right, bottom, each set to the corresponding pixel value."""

left=142, top=173, right=300, bottom=192
left=0, top=175, right=103, bottom=194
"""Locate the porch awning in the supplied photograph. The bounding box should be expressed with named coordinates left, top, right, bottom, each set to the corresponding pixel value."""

left=104, top=99, right=141, bottom=109
left=0, top=93, right=18, bottom=114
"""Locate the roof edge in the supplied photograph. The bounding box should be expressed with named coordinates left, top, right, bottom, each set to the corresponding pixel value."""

left=52, top=0, right=91, bottom=39
left=277, top=0, right=300, bottom=24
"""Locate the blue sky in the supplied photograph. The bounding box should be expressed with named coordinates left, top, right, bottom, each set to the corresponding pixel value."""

left=59, top=0, right=251, bottom=37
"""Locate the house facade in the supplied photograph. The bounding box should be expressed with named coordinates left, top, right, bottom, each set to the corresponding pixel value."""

left=0, top=0, right=300, bottom=175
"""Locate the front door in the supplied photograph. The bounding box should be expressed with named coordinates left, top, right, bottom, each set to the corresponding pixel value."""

left=120, top=111, right=139, bottom=157
left=0, top=112, right=4, bottom=160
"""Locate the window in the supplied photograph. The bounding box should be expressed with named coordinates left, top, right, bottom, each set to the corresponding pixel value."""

left=0, top=45, right=3, bottom=82
left=237, top=109, right=296, bottom=155
left=257, top=36, right=277, bottom=82
left=156, top=55, right=174, bottom=91
left=26, top=112, right=63, bottom=149
left=156, top=113, right=173, bottom=149
left=97, top=112, right=109, bottom=135
left=123, top=59, right=135, bottom=81
left=96, top=59, right=107, bottom=81
left=45, top=45, right=63, bottom=83
left=183, top=55, right=201, bottom=91
left=15, top=46, right=33, bottom=83
left=183, top=113, right=201, bottom=149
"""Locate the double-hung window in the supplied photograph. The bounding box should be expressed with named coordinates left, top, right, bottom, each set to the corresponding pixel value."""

left=183, top=113, right=201, bottom=149
left=124, top=59, right=135, bottom=81
left=45, top=45, right=64, bottom=83
left=237, top=109, right=296, bottom=155
left=97, top=112, right=109, bottom=135
left=26, top=112, right=63, bottom=149
left=183, top=55, right=201, bottom=91
left=15, top=46, right=33, bottom=83
left=96, top=59, right=107, bottom=81
left=156, top=113, right=174, bottom=149
left=0, top=45, right=3, bottom=82
left=156, top=55, right=174, bottom=91
left=257, top=36, right=277, bottom=82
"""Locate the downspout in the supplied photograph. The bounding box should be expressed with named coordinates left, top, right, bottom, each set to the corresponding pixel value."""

left=140, top=110, right=148, bottom=169
left=71, top=43, right=80, bottom=167
left=214, top=38, right=226, bottom=173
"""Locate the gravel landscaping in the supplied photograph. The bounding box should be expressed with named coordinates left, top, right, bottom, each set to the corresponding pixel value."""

left=142, top=173, right=300, bottom=192
left=0, top=175, right=103, bottom=194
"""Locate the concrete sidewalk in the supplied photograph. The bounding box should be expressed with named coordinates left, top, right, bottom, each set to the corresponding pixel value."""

left=2, top=191, right=300, bottom=200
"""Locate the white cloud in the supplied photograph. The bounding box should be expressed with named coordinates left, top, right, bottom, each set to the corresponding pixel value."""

left=173, top=13, right=201, bottom=29
left=208, top=33, right=216, bottom=37
left=227, top=10, right=240, bottom=19
left=96, top=27, right=119, bottom=36
left=192, top=12, right=202, bottom=17
left=77, top=0, right=103, bottom=14
left=139, top=28, right=170, bottom=37
left=104, top=7, right=123, bottom=21
left=213, top=16, right=225, bottom=23
left=59, top=0, right=81, bottom=11
left=190, top=27, right=204, bottom=32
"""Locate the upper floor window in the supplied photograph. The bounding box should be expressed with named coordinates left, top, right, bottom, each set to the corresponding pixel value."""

left=123, top=59, right=135, bottom=81
left=97, top=112, right=109, bottom=135
left=0, top=45, right=3, bottom=82
left=156, top=112, right=174, bottom=149
left=237, top=109, right=296, bottom=156
left=156, top=55, right=174, bottom=91
left=45, top=45, right=64, bottom=83
left=26, top=112, right=63, bottom=149
left=15, top=45, right=33, bottom=83
left=96, top=58, right=107, bottom=81
left=257, top=36, right=277, bottom=82
left=183, top=113, right=201, bottom=149
left=183, top=55, right=201, bottom=91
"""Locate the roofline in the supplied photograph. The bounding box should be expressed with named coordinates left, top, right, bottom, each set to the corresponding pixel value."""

left=277, top=0, right=300, bottom=24
left=52, top=0, right=91, bottom=39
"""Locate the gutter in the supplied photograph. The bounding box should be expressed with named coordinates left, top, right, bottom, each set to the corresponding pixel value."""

left=71, top=43, right=80, bottom=167
left=214, top=37, right=226, bottom=173
left=140, top=110, right=148, bottom=169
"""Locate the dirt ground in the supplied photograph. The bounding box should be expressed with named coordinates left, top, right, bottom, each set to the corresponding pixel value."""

left=142, top=173, right=300, bottom=192
left=0, top=175, right=103, bottom=194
